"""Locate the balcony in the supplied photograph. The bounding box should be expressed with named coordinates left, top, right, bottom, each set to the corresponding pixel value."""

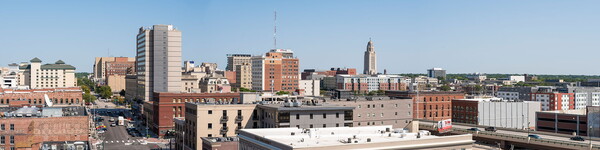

left=235, top=115, right=243, bottom=123
left=220, top=116, right=229, bottom=123
left=220, top=127, right=229, bottom=134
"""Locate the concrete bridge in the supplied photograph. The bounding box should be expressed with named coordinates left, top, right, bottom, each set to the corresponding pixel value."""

left=418, top=121, right=600, bottom=150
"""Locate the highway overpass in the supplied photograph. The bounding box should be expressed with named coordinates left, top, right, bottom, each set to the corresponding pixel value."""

left=418, top=120, right=600, bottom=150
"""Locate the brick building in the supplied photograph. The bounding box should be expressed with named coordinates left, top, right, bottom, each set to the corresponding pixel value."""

left=0, top=88, right=83, bottom=107
left=0, top=106, right=88, bottom=150
left=251, top=49, right=300, bottom=93
left=301, top=68, right=357, bottom=80
left=386, top=91, right=465, bottom=121
left=452, top=97, right=540, bottom=129
left=144, top=92, right=241, bottom=136
left=530, top=92, right=574, bottom=111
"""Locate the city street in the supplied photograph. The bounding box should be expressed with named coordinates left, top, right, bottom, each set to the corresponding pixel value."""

left=91, top=100, right=168, bottom=150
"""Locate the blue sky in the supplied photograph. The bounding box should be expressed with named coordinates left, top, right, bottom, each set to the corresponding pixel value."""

left=1, top=0, right=600, bottom=75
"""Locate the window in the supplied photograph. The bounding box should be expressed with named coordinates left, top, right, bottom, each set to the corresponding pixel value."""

left=208, top=123, right=212, bottom=129
left=238, top=110, right=242, bottom=116
left=381, top=104, right=384, bottom=108
left=1, top=124, right=4, bottom=130
left=336, top=113, right=340, bottom=118
left=296, top=114, right=300, bottom=119
left=309, top=124, right=313, bottom=128
left=336, top=123, right=340, bottom=127
left=323, top=113, right=326, bottom=118
left=9, top=124, right=13, bottom=130
left=9, top=136, right=13, bottom=145
left=310, top=114, right=313, bottom=119
left=323, top=124, right=326, bottom=128
left=0, top=136, right=4, bottom=144
left=208, top=110, right=212, bottom=114
left=208, top=134, right=212, bottom=137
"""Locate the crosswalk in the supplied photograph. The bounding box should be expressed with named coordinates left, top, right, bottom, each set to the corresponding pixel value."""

left=104, top=139, right=144, bottom=144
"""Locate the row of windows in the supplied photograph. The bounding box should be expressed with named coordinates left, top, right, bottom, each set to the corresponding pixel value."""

left=0, top=135, right=14, bottom=145
left=0, top=124, right=14, bottom=131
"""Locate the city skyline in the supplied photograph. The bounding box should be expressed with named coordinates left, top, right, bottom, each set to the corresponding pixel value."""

left=2, top=1, right=600, bottom=74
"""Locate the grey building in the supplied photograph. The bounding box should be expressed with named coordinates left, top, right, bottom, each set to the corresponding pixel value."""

left=326, top=96, right=413, bottom=128
left=136, top=24, right=182, bottom=101
left=256, top=102, right=354, bottom=128
left=496, top=86, right=539, bottom=101
left=427, top=68, right=446, bottom=79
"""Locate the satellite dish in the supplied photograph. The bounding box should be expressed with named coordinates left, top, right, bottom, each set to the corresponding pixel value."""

left=44, top=94, right=53, bottom=107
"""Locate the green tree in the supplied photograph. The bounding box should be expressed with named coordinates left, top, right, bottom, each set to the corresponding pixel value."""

left=239, top=87, right=257, bottom=92
left=119, top=89, right=126, bottom=97
left=440, top=85, right=451, bottom=91
left=275, top=91, right=290, bottom=95
left=99, top=86, right=112, bottom=99
left=83, top=93, right=96, bottom=103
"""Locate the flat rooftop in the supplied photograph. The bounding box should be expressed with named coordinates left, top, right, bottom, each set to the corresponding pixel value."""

left=539, top=109, right=587, bottom=115
left=240, top=125, right=473, bottom=149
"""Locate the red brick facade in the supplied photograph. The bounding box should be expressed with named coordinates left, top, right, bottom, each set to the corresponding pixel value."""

left=451, top=99, right=479, bottom=124
left=386, top=91, right=465, bottom=121
left=0, top=116, right=88, bottom=150
left=148, top=92, right=241, bottom=136
left=0, top=88, right=83, bottom=107
left=530, top=93, right=574, bottom=111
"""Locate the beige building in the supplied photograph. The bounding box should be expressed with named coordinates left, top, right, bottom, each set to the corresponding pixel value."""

left=93, top=57, right=135, bottom=92
left=175, top=103, right=257, bottom=150
left=299, top=80, right=320, bottom=96
left=234, top=63, right=252, bottom=89
left=238, top=125, right=474, bottom=150
left=18, top=58, right=77, bottom=89
left=363, top=39, right=377, bottom=75
left=226, top=54, right=252, bottom=71
left=200, top=77, right=231, bottom=93
left=136, top=25, right=182, bottom=101
left=326, top=97, right=413, bottom=128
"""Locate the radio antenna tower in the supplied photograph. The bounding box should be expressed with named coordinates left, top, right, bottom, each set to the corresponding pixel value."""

left=273, top=10, right=277, bottom=49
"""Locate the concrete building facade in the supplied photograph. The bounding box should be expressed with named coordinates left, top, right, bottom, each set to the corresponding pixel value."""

left=427, top=68, right=446, bottom=79
left=327, top=97, right=413, bottom=128
left=136, top=24, right=182, bottom=101
left=175, top=103, right=256, bottom=150
left=298, top=80, right=320, bottom=97
left=363, top=40, right=377, bottom=75
left=234, top=63, right=252, bottom=89
left=226, top=54, right=252, bottom=72
left=256, top=103, right=354, bottom=129
left=452, top=97, right=540, bottom=129
left=18, top=58, right=77, bottom=89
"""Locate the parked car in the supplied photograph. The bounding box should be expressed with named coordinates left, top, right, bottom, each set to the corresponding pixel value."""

left=528, top=134, right=542, bottom=139
left=110, top=123, right=116, bottom=127
left=570, top=136, right=585, bottom=141
left=485, top=127, right=497, bottom=132
left=467, top=128, right=481, bottom=131
left=109, top=117, right=115, bottom=122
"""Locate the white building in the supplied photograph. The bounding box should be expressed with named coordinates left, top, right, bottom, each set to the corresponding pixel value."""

left=453, top=97, right=541, bottom=129
left=299, top=80, right=320, bottom=96
left=238, top=125, right=474, bottom=150
left=17, top=58, right=77, bottom=89
left=509, top=75, right=525, bottom=83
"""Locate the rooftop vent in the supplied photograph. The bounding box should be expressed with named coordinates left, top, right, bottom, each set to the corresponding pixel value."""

left=367, top=138, right=371, bottom=142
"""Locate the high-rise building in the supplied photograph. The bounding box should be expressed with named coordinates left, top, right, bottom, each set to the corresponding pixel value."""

left=427, top=68, right=446, bottom=79
left=18, top=58, right=77, bottom=89
left=251, top=49, right=299, bottom=92
left=226, top=54, right=252, bottom=71
left=234, top=63, right=252, bottom=89
left=136, top=25, right=182, bottom=101
left=363, top=39, right=377, bottom=75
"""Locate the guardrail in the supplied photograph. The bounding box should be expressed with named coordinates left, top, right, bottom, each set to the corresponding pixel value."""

left=454, top=128, right=600, bottom=150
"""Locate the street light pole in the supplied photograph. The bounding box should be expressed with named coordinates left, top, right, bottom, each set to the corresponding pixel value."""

left=589, top=125, right=592, bottom=150
left=182, top=131, right=185, bottom=150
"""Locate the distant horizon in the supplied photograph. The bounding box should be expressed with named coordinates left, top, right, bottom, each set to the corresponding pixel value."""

left=3, top=1, right=600, bottom=74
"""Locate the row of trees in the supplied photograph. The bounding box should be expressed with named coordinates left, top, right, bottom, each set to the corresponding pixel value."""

left=78, top=77, right=113, bottom=103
